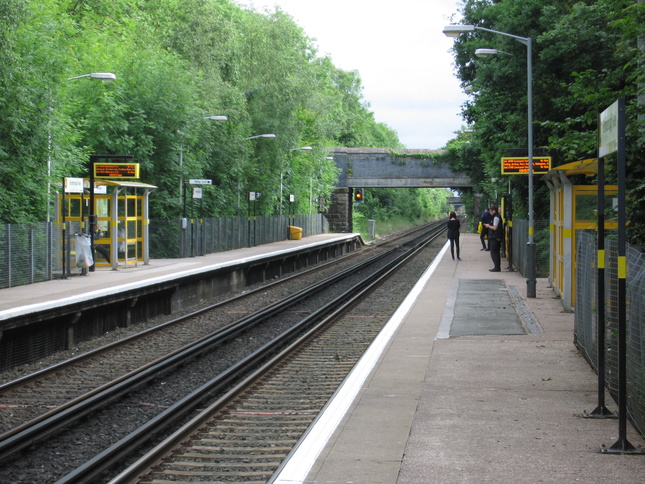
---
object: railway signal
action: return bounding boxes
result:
[354,188,364,202]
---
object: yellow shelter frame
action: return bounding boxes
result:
[543,159,617,310]
[57,180,157,270]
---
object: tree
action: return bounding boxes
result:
[0,0,418,227]
[445,0,644,246]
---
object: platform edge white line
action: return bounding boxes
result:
[271,241,450,483]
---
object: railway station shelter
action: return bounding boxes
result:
[542,159,617,311]
[56,179,157,270]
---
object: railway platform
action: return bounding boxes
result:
[273,233,645,483]
[0,232,360,318]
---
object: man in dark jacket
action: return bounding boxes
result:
[483,206,503,272]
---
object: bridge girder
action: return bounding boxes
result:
[326,148,473,232]
[331,147,473,190]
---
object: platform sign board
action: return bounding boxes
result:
[599,100,619,157]
[189,179,212,185]
[94,162,140,179]
[501,156,551,175]
[192,187,203,199]
[64,177,84,193]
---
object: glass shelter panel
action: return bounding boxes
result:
[57,184,150,268]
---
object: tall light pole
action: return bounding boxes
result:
[179,115,228,199]
[242,133,277,212]
[283,146,312,215]
[443,24,536,298]
[48,73,117,223]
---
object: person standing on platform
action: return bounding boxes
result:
[484,206,503,272]
[480,207,492,251]
[447,211,461,260]
[93,225,110,263]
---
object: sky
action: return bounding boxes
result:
[236,0,468,150]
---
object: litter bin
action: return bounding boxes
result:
[288,226,303,240]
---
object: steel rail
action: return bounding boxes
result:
[0,246,363,396]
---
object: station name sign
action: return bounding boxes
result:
[501,156,551,175]
[94,162,140,179]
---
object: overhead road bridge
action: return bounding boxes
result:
[332,147,472,188]
[326,148,473,231]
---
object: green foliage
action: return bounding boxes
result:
[446,0,645,245]
[353,187,452,230]
[0,0,397,223]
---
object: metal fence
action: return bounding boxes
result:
[509,218,550,277]
[0,214,329,288]
[575,231,645,436]
[0,223,56,289]
[153,214,329,259]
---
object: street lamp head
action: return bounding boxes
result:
[67,72,116,82]
[442,25,476,37]
[475,48,506,58]
[291,146,313,151]
[245,133,276,140]
[204,115,228,121]
[90,72,117,82]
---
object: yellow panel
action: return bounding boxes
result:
[618,256,627,279]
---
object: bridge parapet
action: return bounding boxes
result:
[331,147,472,189]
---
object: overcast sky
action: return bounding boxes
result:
[236,0,468,149]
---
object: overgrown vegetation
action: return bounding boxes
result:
[441,0,644,246]
[353,187,452,237]
[1,0,448,224]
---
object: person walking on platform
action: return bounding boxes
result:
[447,211,461,261]
[484,205,503,272]
[480,207,492,251]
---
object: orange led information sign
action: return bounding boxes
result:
[501,156,551,175]
[94,162,140,179]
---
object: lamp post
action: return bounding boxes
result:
[283,146,312,216]
[242,133,276,235]
[443,24,536,298]
[179,115,228,202]
[48,73,117,223]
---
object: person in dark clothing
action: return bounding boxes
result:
[480,208,492,250]
[93,226,111,263]
[484,205,503,272]
[447,211,461,261]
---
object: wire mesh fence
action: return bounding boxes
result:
[1,214,330,288]
[0,223,55,289]
[575,231,645,435]
[510,218,550,277]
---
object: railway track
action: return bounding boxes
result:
[0,242,371,434]
[0,222,446,483]
[116,307,382,483]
